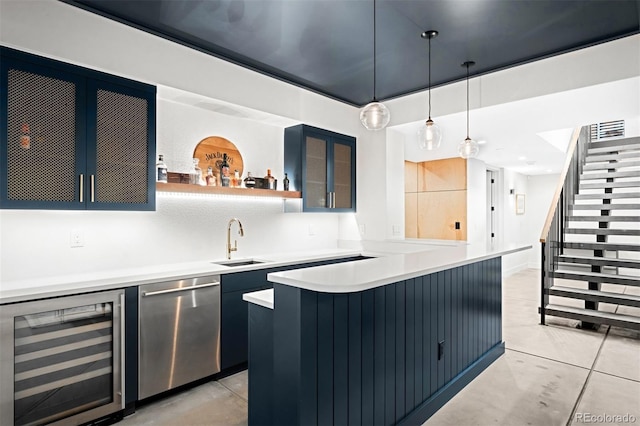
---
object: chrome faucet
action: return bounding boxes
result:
[226,218,244,259]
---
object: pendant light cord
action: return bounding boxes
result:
[373,0,377,101]
[466,62,470,138]
[428,35,432,120]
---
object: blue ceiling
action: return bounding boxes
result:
[65,0,640,107]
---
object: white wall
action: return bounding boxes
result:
[501,170,530,275]
[466,159,488,246]
[526,174,562,268]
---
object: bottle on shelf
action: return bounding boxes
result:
[244,172,256,188]
[156,154,168,183]
[220,153,231,187]
[233,169,241,187]
[265,169,276,190]
[191,158,204,186]
[283,173,290,191]
[206,166,216,186]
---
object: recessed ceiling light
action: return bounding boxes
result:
[518,156,526,160]
[477,140,487,145]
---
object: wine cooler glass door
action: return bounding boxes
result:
[0,289,124,426]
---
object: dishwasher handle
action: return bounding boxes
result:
[142,282,220,297]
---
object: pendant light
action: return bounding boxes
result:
[458,61,479,159]
[418,30,442,150]
[360,0,390,131]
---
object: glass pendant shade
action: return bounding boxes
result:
[418,118,442,150]
[360,101,391,131]
[458,136,479,159]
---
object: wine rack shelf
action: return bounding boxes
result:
[156,183,301,199]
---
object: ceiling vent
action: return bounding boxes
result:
[590,120,625,140]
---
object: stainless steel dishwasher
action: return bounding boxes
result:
[138,275,220,399]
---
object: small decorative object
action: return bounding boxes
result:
[244,172,256,188]
[206,166,216,186]
[156,154,168,183]
[283,173,290,191]
[193,136,244,178]
[516,194,525,215]
[190,158,204,185]
[220,153,230,187]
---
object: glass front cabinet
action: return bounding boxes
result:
[0,46,156,211]
[284,124,356,212]
[0,290,125,426]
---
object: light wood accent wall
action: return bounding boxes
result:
[405,158,467,241]
[418,157,467,192]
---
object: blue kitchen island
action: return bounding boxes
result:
[244,244,529,425]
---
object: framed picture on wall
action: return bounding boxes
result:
[516,194,525,214]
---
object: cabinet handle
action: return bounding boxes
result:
[142,282,220,297]
[90,175,95,203]
[79,174,84,203]
[332,192,336,208]
[119,292,125,408]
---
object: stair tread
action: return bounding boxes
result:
[580,171,639,180]
[586,151,640,162]
[552,270,640,286]
[543,304,640,326]
[563,241,640,251]
[587,137,640,153]
[569,203,640,210]
[565,228,640,235]
[557,255,640,268]
[580,181,640,189]
[567,216,640,221]
[575,192,640,199]
[549,285,640,306]
[583,160,640,170]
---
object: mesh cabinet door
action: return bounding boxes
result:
[86,80,155,210]
[1,59,85,209]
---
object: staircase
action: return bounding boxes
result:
[540,127,640,331]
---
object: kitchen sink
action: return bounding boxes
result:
[212,259,269,267]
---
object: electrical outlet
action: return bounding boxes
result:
[308,224,316,236]
[70,229,84,248]
[392,225,401,236]
[359,224,366,236]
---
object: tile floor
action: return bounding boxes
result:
[119,269,640,426]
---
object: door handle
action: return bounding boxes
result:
[142,282,220,297]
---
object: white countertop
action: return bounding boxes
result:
[0,249,363,304]
[267,243,531,293]
[242,289,274,310]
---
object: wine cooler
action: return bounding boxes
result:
[0,290,124,426]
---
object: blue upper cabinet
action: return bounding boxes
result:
[0,47,156,211]
[284,124,356,212]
